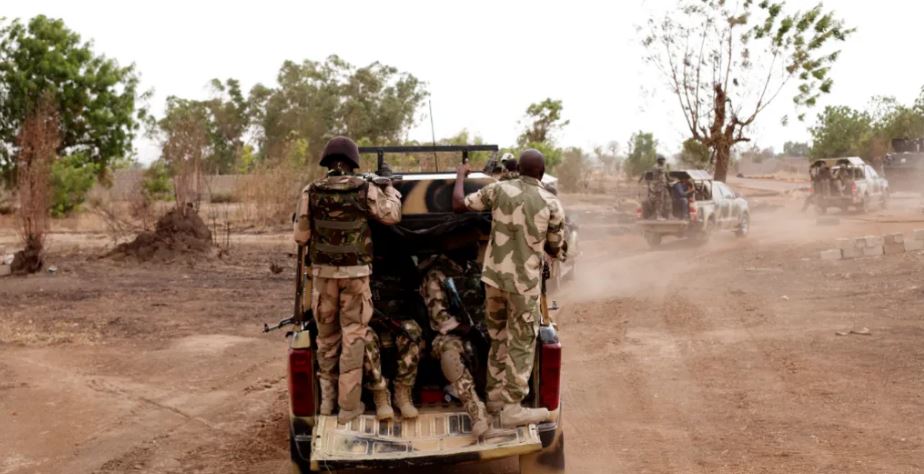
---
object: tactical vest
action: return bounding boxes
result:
[308,176,373,267]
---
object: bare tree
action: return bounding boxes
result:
[642,0,852,181]
[161,108,209,213]
[13,94,59,273]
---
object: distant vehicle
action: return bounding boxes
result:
[809,157,889,214]
[884,138,924,193]
[636,169,750,248]
[274,145,565,473]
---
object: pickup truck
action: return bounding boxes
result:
[809,157,889,214]
[636,169,750,247]
[279,145,565,473]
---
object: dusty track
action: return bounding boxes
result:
[2,194,924,473]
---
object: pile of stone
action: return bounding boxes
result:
[821,230,924,260]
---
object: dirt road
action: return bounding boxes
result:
[2,195,924,473]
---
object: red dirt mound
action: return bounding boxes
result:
[109,207,212,262]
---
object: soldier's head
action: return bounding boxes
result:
[656,154,667,165]
[518,149,545,180]
[320,136,361,174]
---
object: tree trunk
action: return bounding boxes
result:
[713,141,731,182]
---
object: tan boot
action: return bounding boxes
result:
[498,403,550,428]
[393,384,418,419]
[337,401,365,424]
[372,389,394,421]
[319,379,337,416]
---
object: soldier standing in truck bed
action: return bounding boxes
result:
[451,148,566,428]
[293,136,403,423]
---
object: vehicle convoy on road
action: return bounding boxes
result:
[270,145,567,473]
[636,169,750,248]
[809,157,889,214]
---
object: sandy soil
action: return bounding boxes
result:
[2,189,924,473]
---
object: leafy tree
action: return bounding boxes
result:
[249,55,427,167]
[517,99,569,169]
[809,105,872,158]
[50,153,98,216]
[518,98,570,145]
[783,141,810,156]
[0,15,146,184]
[203,78,249,174]
[625,131,658,177]
[642,1,853,181]
[680,138,712,168]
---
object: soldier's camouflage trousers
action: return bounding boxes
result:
[432,335,488,426]
[364,320,423,390]
[421,266,488,426]
[312,275,374,411]
[484,285,540,405]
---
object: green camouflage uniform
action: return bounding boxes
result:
[464,176,566,406]
[363,320,423,389]
[293,173,402,412]
[418,255,489,427]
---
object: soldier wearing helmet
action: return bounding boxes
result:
[293,136,405,423]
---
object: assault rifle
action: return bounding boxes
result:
[443,278,489,348]
[264,244,312,333]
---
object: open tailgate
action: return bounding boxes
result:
[309,411,541,470]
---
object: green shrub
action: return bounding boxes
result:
[50,154,98,217]
[143,160,173,201]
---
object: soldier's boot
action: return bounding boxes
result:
[499,403,551,428]
[452,378,490,438]
[441,350,489,438]
[319,379,337,416]
[393,384,418,419]
[337,402,365,425]
[371,388,395,421]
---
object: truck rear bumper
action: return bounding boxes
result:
[305,410,543,471]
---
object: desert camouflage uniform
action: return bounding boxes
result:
[463,176,565,406]
[293,173,402,412]
[419,255,489,427]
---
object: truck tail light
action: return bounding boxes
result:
[851,182,858,195]
[689,203,698,222]
[288,348,315,416]
[539,341,562,411]
[636,207,642,219]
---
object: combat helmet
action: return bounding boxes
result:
[656,154,667,164]
[320,136,361,169]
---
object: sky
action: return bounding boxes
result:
[5,0,924,163]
